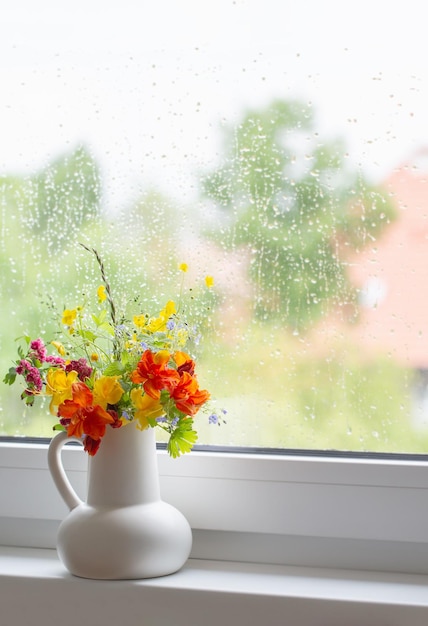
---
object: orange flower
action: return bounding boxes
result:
[69,404,114,440]
[58,381,114,441]
[170,372,210,416]
[131,350,179,399]
[174,351,195,376]
[57,381,93,419]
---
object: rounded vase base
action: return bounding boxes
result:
[57,501,193,580]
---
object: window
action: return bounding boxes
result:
[2,0,428,574]
[2,0,428,454]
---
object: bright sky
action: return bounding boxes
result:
[1,0,427,209]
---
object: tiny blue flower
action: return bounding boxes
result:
[209,413,218,425]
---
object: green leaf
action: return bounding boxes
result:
[91,309,107,327]
[103,362,125,376]
[53,423,66,432]
[21,393,35,407]
[3,367,17,385]
[167,421,198,458]
[77,329,98,342]
[98,322,115,336]
[14,335,31,359]
[121,350,131,366]
[15,335,31,345]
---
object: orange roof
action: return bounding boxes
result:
[347,159,428,366]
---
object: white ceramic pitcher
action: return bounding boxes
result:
[48,424,192,579]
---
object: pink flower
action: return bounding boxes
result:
[29,339,47,362]
[15,359,31,376]
[65,358,93,381]
[16,359,43,393]
[45,355,66,367]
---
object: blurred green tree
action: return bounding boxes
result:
[202,100,395,330]
[25,145,101,250]
[0,145,100,293]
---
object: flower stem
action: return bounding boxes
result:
[79,243,120,360]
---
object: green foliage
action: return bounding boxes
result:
[196,320,428,454]
[3,367,17,386]
[27,146,100,247]
[103,362,127,376]
[1,146,100,251]
[167,418,198,458]
[202,99,396,330]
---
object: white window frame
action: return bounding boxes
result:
[2,438,428,574]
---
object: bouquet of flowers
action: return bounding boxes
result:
[4,246,221,457]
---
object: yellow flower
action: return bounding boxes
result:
[176,328,189,346]
[93,376,124,409]
[133,314,147,329]
[205,275,214,288]
[179,262,188,273]
[97,285,107,303]
[125,335,138,350]
[130,388,164,430]
[153,349,171,365]
[51,341,66,356]
[147,301,177,332]
[45,368,78,414]
[62,308,77,326]
[164,301,176,315]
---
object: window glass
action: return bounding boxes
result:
[1,0,428,453]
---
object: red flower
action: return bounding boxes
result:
[107,409,123,428]
[83,435,101,456]
[131,350,179,399]
[58,381,114,442]
[170,371,210,416]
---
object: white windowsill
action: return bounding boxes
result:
[3,441,428,575]
[1,546,428,626]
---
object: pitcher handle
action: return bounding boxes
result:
[48,430,83,510]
